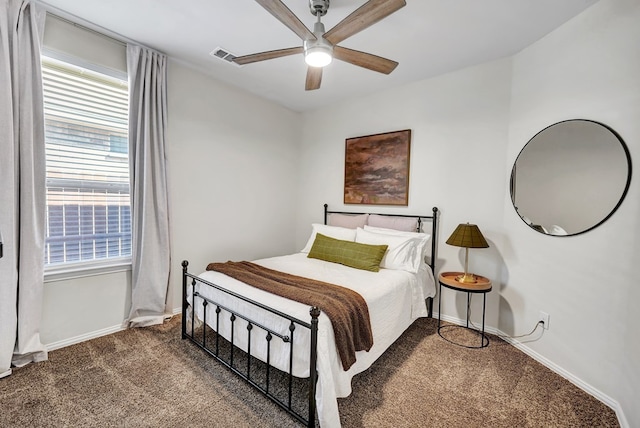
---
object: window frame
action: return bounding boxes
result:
[41,51,132,281]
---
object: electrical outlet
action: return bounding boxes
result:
[539,311,550,330]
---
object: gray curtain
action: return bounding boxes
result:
[126,44,171,328]
[0,0,47,377]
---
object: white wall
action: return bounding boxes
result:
[165,61,301,311]
[296,58,512,331]
[42,270,131,345]
[504,0,640,426]
[297,0,639,426]
[43,14,126,74]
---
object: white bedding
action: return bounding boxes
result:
[187,252,435,428]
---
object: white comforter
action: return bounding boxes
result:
[187,253,435,427]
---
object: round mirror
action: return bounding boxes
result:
[510,119,632,236]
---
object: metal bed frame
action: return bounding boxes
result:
[181,204,439,427]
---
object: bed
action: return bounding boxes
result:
[181,205,439,427]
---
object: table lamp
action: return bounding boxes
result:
[446,223,489,283]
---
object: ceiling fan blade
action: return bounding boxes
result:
[324,0,406,46]
[333,46,398,74]
[255,0,316,41]
[305,67,323,91]
[233,47,303,65]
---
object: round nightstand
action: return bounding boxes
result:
[437,271,492,348]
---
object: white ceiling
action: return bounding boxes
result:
[39,0,599,112]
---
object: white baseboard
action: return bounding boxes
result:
[433,312,628,428]
[1,368,12,378]
[45,308,183,352]
[45,323,127,351]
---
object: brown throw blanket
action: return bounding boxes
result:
[206,261,374,371]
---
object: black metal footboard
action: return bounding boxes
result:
[181,260,319,427]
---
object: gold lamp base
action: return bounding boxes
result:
[454,246,480,283]
[455,272,478,284]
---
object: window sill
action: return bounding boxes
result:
[44,258,132,283]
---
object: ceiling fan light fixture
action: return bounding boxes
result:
[304,37,333,68]
[305,46,332,67]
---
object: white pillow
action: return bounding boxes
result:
[301,224,357,253]
[363,225,431,265]
[363,225,430,240]
[355,228,423,273]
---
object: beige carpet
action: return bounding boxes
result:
[0,316,618,427]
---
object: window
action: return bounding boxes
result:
[42,57,131,269]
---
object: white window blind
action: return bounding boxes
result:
[42,57,131,267]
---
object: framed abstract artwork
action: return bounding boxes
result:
[344,129,411,205]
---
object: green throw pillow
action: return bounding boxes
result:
[307,233,388,272]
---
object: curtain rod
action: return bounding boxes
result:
[46,13,127,47]
[37,1,165,56]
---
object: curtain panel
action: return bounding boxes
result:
[126,44,171,327]
[0,0,47,377]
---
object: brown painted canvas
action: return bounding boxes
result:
[344,130,411,205]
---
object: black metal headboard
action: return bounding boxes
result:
[323,204,439,274]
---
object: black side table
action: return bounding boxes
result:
[437,271,492,348]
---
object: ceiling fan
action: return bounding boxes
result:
[233,0,407,91]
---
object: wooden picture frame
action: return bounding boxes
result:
[344,129,411,205]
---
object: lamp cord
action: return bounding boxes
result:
[465,301,544,339]
[497,321,544,339]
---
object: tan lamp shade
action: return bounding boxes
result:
[446,223,489,283]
